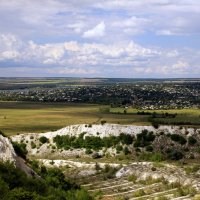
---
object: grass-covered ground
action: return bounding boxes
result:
[0,101,199,136]
[110,107,200,126]
[0,102,150,136]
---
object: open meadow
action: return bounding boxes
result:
[0,101,150,136]
[110,107,200,126]
[0,101,200,136]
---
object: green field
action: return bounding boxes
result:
[0,102,150,136]
[0,101,200,136]
[110,107,200,125]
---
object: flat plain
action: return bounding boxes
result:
[0,101,200,136]
[0,101,150,135]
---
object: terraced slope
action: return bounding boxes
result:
[75,162,200,200]
[82,176,194,200]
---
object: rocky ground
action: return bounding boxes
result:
[79,161,200,200]
[10,124,199,158]
[6,124,200,199]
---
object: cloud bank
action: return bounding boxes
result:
[0,0,200,77]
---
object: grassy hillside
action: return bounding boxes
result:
[0,161,92,200]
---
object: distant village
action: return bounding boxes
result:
[0,81,200,109]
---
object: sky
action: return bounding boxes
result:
[0,0,200,78]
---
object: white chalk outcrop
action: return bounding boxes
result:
[11,123,197,142]
[0,134,16,163]
[38,159,122,169]
[116,162,200,190]
[10,123,199,158]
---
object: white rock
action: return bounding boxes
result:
[0,135,16,163]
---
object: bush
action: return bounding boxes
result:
[0,162,93,200]
[5,188,38,200]
[53,134,134,151]
[134,130,155,147]
[31,141,36,149]
[123,146,130,155]
[12,142,28,159]
[185,165,200,174]
[133,189,145,197]
[167,149,184,160]
[92,152,102,159]
[39,136,49,144]
[145,145,153,152]
[102,165,118,179]
[119,133,134,145]
[188,136,197,145]
[128,175,137,183]
[170,134,187,145]
[152,121,159,129]
[116,145,123,153]
[0,177,9,198]
[101,120,106,125]
[85,149,93,154]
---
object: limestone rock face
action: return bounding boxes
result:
[0,135,16,163]
[10,124,200,158]
[11,124,198,142]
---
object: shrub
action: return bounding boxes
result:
[167,149,184,160]
[145,145,153,152]
[0,162,93,200]
[102,165,118,179]
[85,149,93,154]
[101,120,106,125]
[50,160,55,165]
[0,177,9,198]
[152,121,159,129]
[119,133,134,145]
[74,189,93,200]
[116,145,123,153]
[151,167,156,171]
[28,160,39,173]
[31,141,36,149]
[54,134,132,151]
[188,136,197,145]
[92,152,102,159]
[39,136,49,144]
[185,165,200,175]
[170,134,187,145]
[5,188,38,199]
[123,146,130,155]
[128,175,137,183]
[134,130,155,147]
[133,189,145,197]
[12,142,28,159]
[189,154,195,159]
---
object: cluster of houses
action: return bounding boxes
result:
[0,82,199,109]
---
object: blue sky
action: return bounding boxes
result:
[0,0,200,78]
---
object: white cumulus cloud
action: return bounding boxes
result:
[0,33,199,77]
[83,21,105,38]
